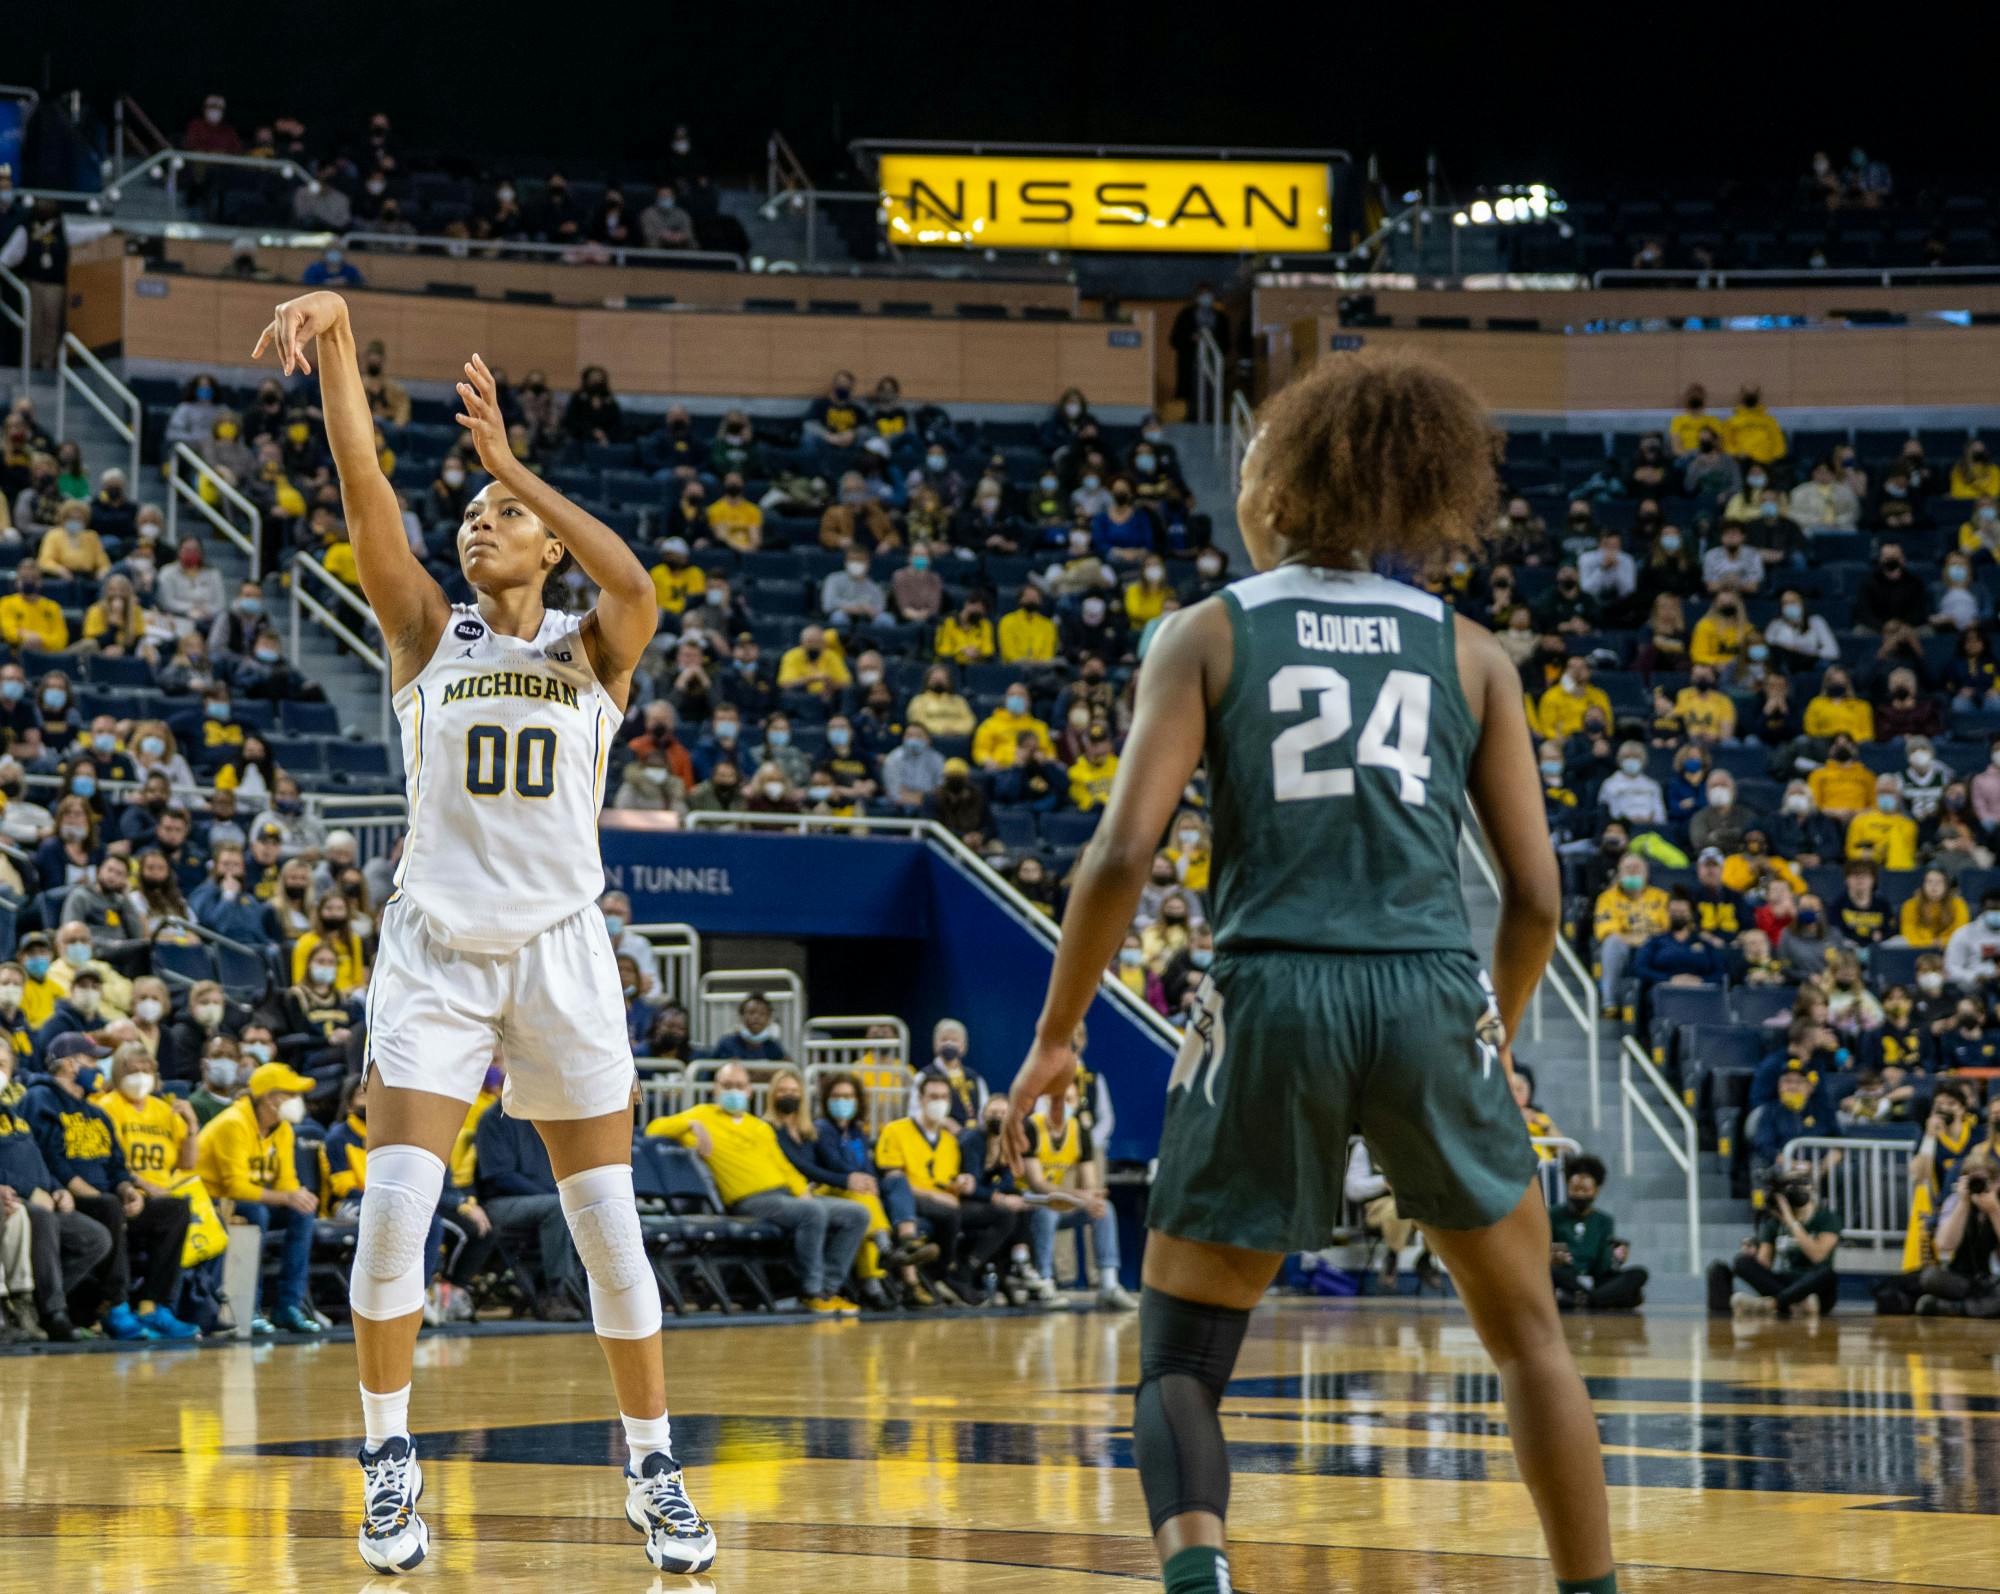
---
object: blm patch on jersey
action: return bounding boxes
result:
[454,619,485,641]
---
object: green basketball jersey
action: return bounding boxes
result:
[1204,565,1478,955]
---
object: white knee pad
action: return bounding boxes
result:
[350,1145,446,1322]
[558,1164,659,1340]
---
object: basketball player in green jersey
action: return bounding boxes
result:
[1005,353,1617,1594]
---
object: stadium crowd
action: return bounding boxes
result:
[0,349,1211,1343]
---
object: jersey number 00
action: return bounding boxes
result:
[464,724,558,799]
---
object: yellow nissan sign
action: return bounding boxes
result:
[880,155,1331,253]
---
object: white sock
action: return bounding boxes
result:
[623,1410,674,1469]
[1010,1243,1030,1265]
[360,1382,411,1450]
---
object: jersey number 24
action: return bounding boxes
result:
[1267,664,1431,807]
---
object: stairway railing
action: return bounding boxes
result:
[0,262,29,382]
[165,443,263,578]
[1621,1034,1702,1273]
[288,551,391,747]
[1194,327,1225,451]
[55,334,141,484]
[1458,829,1600,1127]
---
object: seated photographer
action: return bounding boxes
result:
[1549,1155,1647,1311]
[1706,1168,1842,1320]
[1913,1141,2000,1319]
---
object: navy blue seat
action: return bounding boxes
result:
[324,741,390,778]
[280,700,340,736]
[1039,811,1100,848]
[1730,985,1796,1027]
[1869,944,1922,990]
[151,938,217,992]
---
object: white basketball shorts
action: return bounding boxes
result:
[364,894,636,1121]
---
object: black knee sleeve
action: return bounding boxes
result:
[1133,1286,1251,1532]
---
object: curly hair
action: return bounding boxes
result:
[1244,351,1498,568]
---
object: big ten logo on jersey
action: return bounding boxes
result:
[544,641,573,664]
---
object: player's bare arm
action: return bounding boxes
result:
[252,291,450,685]
[454,353,656,713]
[1004,599,1226,1169]
[1456,613,1560,1071]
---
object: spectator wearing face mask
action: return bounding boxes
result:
[1943,890,2000,989]
[189,844,280,950]
[1533,658,1610,744]
[1592,854,1670,1012]
[649,1061,870,1315]
[1950,441,2000,500]
[1802,664,1874,741]
[1141,893,1197,973]
[745,712,806,789]
[1929,554,1989,634]
[251,774,326,858]
[1683,427,1742,499]
[998,585,1057,665]
[1549,1155,1646,1312]
[934,595,996,665]
[879,540,941,625]
[0,560,69,652]
[819,549,885,633]
[1855,543,1929,634]
[1788,459,1861,532]
[1690,752,1756,851]
[700,472,761,554]
[161,981,240,1086]
[259,940,359,1101]
[711,994,785,1062]
[819,470,898,553]
[971,682,1054,771]
[290,892,366,995]
[38,498,110,580]
[1844,775,1915,870]
[1161,922,1217,1015]
[1689,590,1752,669]
[1762,589,1838,670]
[776,624,851,703]
[23,1033,193,1340]
[1090,477,1159,570]
[1718,385,1785,465]
[196,1059,324,1333]
[47,919,130,1017]
[1674,667,1736,744]
[925,758,989,843]
[1596,742,1666,827]
[1061,592,1126,665]
[60,855,149,974]
[184,1038,244,1126]
[646,535,706,621]
[907,667,975,739]
[881,725,945,810]
[1780,893,1850,982]
[1068,722,1119,812]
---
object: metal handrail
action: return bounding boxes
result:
[1227,389,1255,496]
[0,261,28,381]
[339,230,746,273]
[1457,828,1600,1128]
[1593,263,2000,291]
[1620,1035,1701,1274]
[759,189,893,267]
[288,550,390,746]
[1779,1134,1913,1273]
[166,443,264,578]
[679,809,1182,1048]
[767,129,812,204]
[104,147,313,209]
[54,334,141,484]
[1194,327,1225,451]
[852,137,1351,163]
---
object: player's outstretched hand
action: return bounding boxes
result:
[250,291,348,376]
[1002,1034,1075,1176]
[454,353,514,480]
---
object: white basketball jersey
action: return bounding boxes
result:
[392,604,615,955]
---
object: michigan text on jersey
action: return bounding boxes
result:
[439,671,582,709]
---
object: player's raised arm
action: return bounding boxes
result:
[1004,601,1222,1162]
[1458,615,1561,1064]
[251,292,448,681]
[453,353,656,705]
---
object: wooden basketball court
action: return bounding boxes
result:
[2,1300,1995,1592]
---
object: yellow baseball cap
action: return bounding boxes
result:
[248,1061,316,1097]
